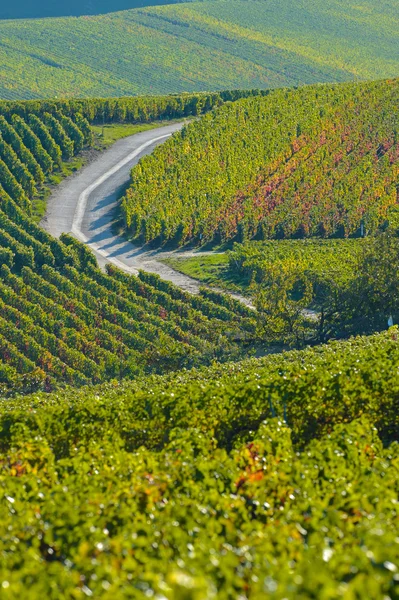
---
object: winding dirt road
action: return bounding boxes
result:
[41,123,253,307]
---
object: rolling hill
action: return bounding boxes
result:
[122,78,399,245]
[0,92,262,395]
[0,0,399,100]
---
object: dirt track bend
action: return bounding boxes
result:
[41,123,253,308]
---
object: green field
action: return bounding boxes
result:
[1,0,399,100]
[164,252,245,293]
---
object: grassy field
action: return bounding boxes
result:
[163,253,245,292]
[0,0,398,99]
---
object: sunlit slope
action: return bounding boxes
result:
[122,78,399,245]
[0,93,259,395]
[1,0,399,100]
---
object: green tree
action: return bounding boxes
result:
[254,259,315,347]
[337,234,399,336]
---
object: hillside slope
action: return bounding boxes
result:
[0,93,260,395]
[1,0,399,100]
[122,78,399,244]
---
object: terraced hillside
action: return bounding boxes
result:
[1,0,399,100]
[122,78,399,245]
[0,93,260,395]
[1,328,399,596]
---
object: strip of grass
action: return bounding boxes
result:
[163,253,250,294]
[92,121,181,148]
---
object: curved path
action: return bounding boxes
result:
[41,123,253,307]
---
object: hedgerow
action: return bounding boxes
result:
[0,90,264,124]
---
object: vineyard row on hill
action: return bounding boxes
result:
[0,111,91,214]
[0,199,255,393]
[121,78,399,245]
[1,328,399,596]
[0,89,269,125]
[0,94,266,394]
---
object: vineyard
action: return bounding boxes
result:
[1,78,399,596]
[228,238,364,285]
[1,84,399,394]
[1,0,399,100]
[0,215,256,393]
[122,78,399,245]
[1,328,399,596]
[0,94,266,395]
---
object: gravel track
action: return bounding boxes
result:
[41,124,254,308]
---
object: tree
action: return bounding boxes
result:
[337,233,399,336]
[254,259,315,348]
